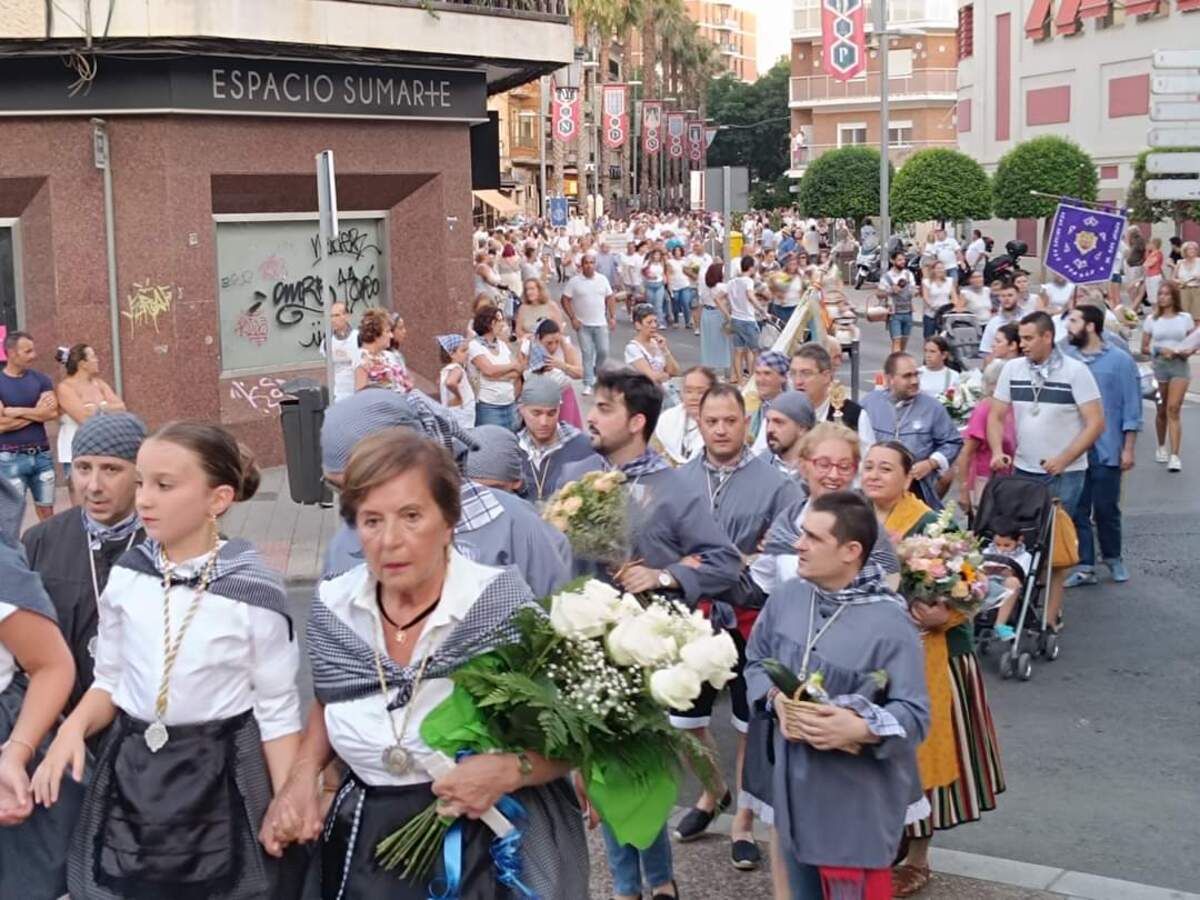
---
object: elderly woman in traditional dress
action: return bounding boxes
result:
[861,441,1005,897]
[261,429,587,899]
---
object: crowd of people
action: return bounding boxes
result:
[0,201,1195,900]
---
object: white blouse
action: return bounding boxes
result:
[320,551,509,787]
[918,365,960,397]
[0,601,16,696]
[91,554,301,741]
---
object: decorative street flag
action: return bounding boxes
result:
[821,0,867,82]
[1044,202,1127,284]
[704,126,719,149]
[602,84,629,150]
[667,112,686,160]
[642,101,663,156]
[551,79,580,143]
[686,120,704,167]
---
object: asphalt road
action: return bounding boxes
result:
[287,293,1200,892]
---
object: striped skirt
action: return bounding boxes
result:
[906,652,1005,837]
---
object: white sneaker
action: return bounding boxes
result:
[582,385,592,396]
[1155,446,1169,464]
[1168,454,1182,472]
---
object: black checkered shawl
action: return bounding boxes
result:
[308,564,537,709]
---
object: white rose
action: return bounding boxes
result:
[614,593,645,621]
[673,608,713,647]
[679,632,739,689]
[581,579,622,607]
[606,615,678,668]
[549,588,617,640]
[649,664,703,709]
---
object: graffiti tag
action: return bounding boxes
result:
[228,377,288,415]
[123,280,176,333]
[234,310,269,346]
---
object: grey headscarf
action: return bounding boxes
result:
[520,374,563,408]
[770,391,817,429]
[464,425,524,486]
[72,412,147,462]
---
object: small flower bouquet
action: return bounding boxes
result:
[937,379,979,425]
[543,470,630,565]
[896,505,991,616]
[376,578,737,883]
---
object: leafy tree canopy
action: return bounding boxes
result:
[889,148,991,224]
[796,147,893,224]
[1126,148,1200,225]
[706,58,791,185]
[992,135,1097,220]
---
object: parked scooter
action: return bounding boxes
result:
[983,239,1028,285]
[854,224,882,289]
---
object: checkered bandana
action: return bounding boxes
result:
[72,412,147,462]
[456,480,504,534]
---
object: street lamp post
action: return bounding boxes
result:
[876,0,891,253]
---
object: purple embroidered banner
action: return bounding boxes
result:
[1044,202,1126,284]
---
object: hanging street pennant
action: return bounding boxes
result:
[1044,202,1127,284]
[667,112,686,160]
[602,83,629,150]
[642,100,663,156]
[686,120,704,167]
[551,78,580,143]
[704,126,719,149]
[821,0,867,82]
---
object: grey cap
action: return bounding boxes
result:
[519,374,563,408]
[464,425,524,486]
[768,392,816,429]
[72,412,147,462]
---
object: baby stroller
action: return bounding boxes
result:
[971,475,1058,681]
[934,307,983,363]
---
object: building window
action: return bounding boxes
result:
[888,122,913,147]
[1108,74,1150,118]
[1026,85,1071,126]
[888,49,914,78]
[215,216,387,374]
[511,110,538,150]
[958,5,974,58]
[0,224,20,334]
[838,123,869,147]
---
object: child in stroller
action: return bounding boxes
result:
[980,514,1033,642]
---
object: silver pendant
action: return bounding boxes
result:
[382,744,412,776]
[145,720,169,753]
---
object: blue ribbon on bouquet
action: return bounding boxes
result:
[428,753,539,900]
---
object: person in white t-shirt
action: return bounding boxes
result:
[1039,272,1075,314]
[324,302,360,403]
[932,226,963,283]
[964,229,987,272]
[988,310,1104,631]
[958,269,993,321]
[727,256,764,380]
[561,254,615,395]
[980,285,1027,362]
[437,333,477,430]
[468,306,522,430]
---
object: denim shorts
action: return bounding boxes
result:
[888,312,914,338]
[730,318,761,349]
[0,447,57,507]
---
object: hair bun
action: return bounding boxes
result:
[236,442,261,502]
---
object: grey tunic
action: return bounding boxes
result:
[516,428,596,505]
[678,453,803,611]
[559,455,742,604]
[323,490,572,599]
[745,579,929,869]
[860,390,963,509]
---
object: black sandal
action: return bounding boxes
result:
[673,790,731,842]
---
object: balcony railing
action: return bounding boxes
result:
[790,69,957,104]
[336,0,569,23]
[790,138,957,171]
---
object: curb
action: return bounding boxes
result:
[680,809,1197,900]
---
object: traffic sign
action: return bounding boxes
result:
[1151,100,1200,121]
[1149,127,1200,147]
[1150,74,1200,95]
[1146,179,1200,201]
[1153,50,1200,69]
[1147,152,1200,173]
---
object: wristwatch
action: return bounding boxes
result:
[516,751,534,784]
[657,570,676,590]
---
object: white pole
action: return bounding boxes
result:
[316,150,339,405]
[539,76,548,218]
[876,0,891,252]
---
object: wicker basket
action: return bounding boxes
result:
[775,695,825,743]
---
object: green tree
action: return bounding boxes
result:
[992,135,1098,220]
[706,58,791,186]
[795,147,893,226]
[1126,148,1200,227]
[889,148,991,225]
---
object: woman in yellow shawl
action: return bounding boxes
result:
[862,441,959,897]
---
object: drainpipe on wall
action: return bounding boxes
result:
[91,118,123,396]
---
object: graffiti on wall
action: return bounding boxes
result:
[123,280,177,333]
[216,219,386,372]
[228,376,288,415]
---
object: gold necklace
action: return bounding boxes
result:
[144,546,219,753]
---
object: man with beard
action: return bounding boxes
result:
[561,369,740,900]
[980,284,1026,364]
[514,374,594,504]
[672,384,801,869]
[1061,304,1140,587]
[861,353,962,509]
[761,391,817,481]
[22,412,145,710]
